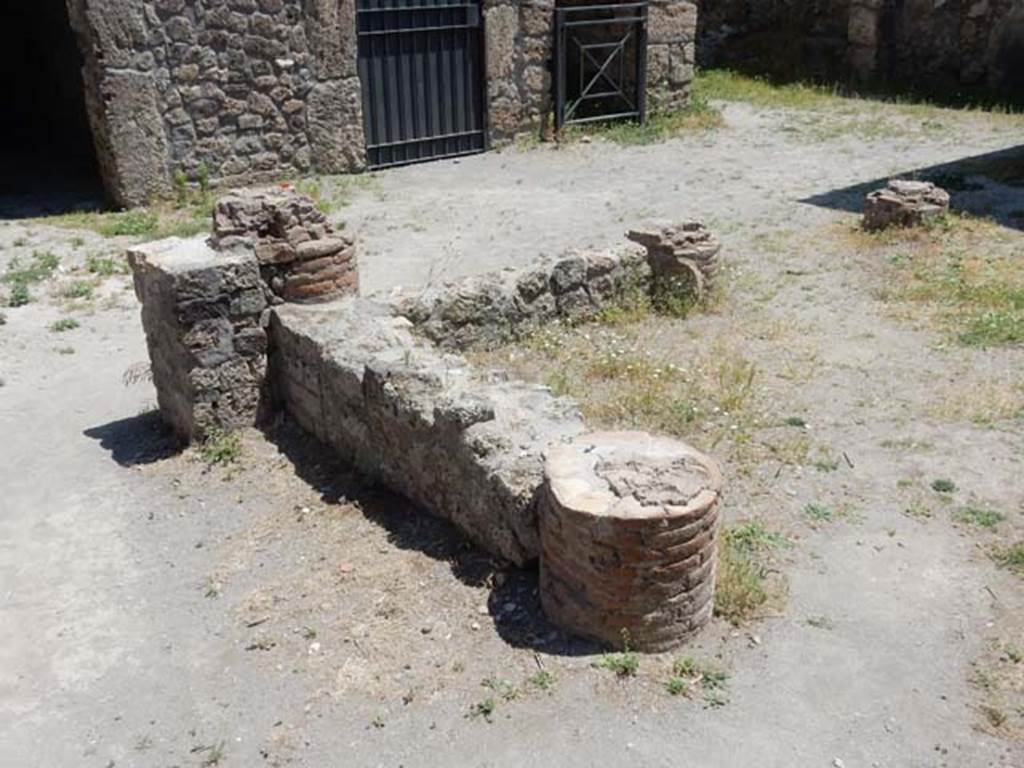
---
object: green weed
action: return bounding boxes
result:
[50,318,80,332]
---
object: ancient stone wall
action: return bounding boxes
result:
[270,299,585,564]
[394,243,650,350]
[697,0,1024,95]
[68,0,699,204]
[67,0,364,207]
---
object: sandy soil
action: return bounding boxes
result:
[1,101,1022,768]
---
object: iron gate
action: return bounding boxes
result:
[554,1,648,130]
[356,0,487,169]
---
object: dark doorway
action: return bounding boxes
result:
[0,1,105,218]
[356,0,487,169]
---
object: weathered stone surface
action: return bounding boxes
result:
[128,236,269,440]
[66,0,364,206]
[539,431,722,651]
[863,179,951,230]
[269,299,587,564]
[394,243,650,350]
[627,219,721,294]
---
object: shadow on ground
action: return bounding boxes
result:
[83,410,182,466]
[267,416,604,658]
[801,144,1024,230]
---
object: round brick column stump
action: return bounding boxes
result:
[539,431,723,652]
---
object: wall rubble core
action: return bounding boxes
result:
[128,197,723,647]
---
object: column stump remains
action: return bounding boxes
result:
[539,431,723,652]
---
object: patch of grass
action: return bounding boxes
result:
[62,280,94,300]
[714,520,787,625]
[85,254,128,276]
[468,696,496,722]
[562,95,723,146]
[481,677,519,702]
[7,283,30,307]
[98,209,160,237]
[527,670,555,691]
[694,69,842,110]
[595,649,639,678]
[954,505,1004,529]
[198,428,242,465]
[991,543,1024,576]
[4,250,60,285]
[665,657,729,705]
[783,416,807,428]
[803,503,833,523]
[854,213,1024,347]
[595,629,639,678]
[931,478,957,494]
[50,318,80,333]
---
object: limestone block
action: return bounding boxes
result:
[539,431,722,651]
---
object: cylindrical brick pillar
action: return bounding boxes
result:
[539,431,722,652]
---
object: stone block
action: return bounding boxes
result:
[128,236,269,441]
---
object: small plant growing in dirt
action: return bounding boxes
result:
[481,677,519,702]
[468,696,496,722]
[803,503,833,523]
[527,669,555,691]
[931,478,957,493]
[85,254,128,276]
[991,542,1024,576]
[954,505,1004,529]
[98,209,159,237]
[62,280,94,300]
[806,615,835,630]
[650,273,701,318]
[595,629,639,677]
[198,428,242,465]
[7,283,29,307]
[714,520,787,625]
[50,318,80,333]
[664,656,729,706]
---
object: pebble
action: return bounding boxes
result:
[470,621,480,631]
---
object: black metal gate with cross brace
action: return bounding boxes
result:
[553,1,649,130]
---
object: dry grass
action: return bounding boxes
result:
[476,319,768,464]
[928,377,1024,425]
[840,213,1024,347]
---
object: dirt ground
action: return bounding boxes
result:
[1,98,1023,768]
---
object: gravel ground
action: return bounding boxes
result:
[1,101,1022,768]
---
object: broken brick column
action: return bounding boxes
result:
[539,431,722,651]
[212,187,358,303]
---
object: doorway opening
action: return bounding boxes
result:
[0,0,105,218]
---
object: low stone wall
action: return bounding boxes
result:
[128,237,269,440]
[393,244,649,350]
[128,206,726,646]
[269,300,585,564]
